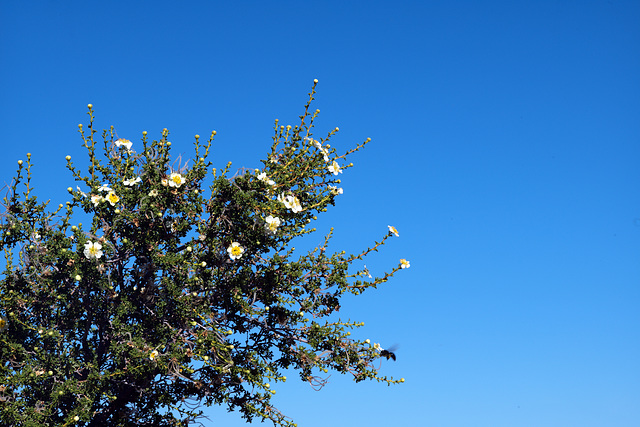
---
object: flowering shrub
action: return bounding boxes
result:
[0,82,408,426]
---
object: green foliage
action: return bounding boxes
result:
[0,82,407,426]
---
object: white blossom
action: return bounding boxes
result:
[84,241,103,260]
[90,194,104,207]
[328,185,343,195]
[115,138,133,150]
[328,160,342,175]
[123,176,142,186]
[227,242,245,260]
[265,215,281,234]
[257,172,275,186]
[168,172,186,188]
[278,193,303,213]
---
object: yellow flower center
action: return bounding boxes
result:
[231,246,243,256]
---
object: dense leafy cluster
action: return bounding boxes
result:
[0,82,407,426]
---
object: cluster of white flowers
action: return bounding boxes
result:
[388,225,399,237]
[400,259,410,269]
[278,193,303,213]
[88,185,119,207]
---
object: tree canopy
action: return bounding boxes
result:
[0,82,408,426]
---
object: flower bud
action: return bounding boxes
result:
[17,160,23,165]
[87,104,93,109]
[66,155,71,161]
[142,131,147,136]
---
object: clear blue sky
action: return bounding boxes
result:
[1,1,639,426]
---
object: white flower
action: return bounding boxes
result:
[257,172,275,186]
[76,186,87,198]
[149,350,159,360]
[148,189,158,197]
[168,172,186,188]
[400,259,410,269]
[328,160,342,175]
[307,138,330,161]
[84,241,103,260]
[105,191,119,206]
[97,184,112,193]
[328,185,343,195]
[115,138,133,150]
[123,176,142,186]
[90,194,104,207]
[279,193,303,213]
[388,225,399,237]
[265,215,281,234]
[227,242,245,260]
[373,343,381,351]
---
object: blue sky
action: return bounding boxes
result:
[1,1,639,426]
